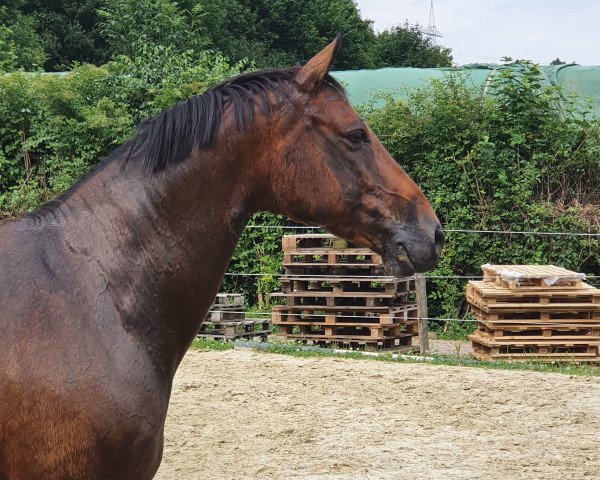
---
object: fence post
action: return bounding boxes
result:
[415,274,429,353]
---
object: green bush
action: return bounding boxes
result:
[0,51,245,216]
[1,57,599,320]
[365,61,600,327]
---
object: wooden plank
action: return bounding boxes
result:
[279,275,416,295]
[288,338,417,352]
[470,337,600,358]
[471,350,600,363]
[469,281,599,297]
[273,308,417,325]
[213,293,245,306]
[205,310,245,322]
[283,249,383,268]
[477,322,600,339]
[276,322,412,339]
[468,303,600,323]
[466,282,600,313]
[271,291,399,299]
[271,304,418,313]
[281,334,414,351]
[282,234,353,252]
[283,265,387,276]
[198,317,271,341]
[471,301,600,314]
[469,332,600,347]
[271,291,409,309]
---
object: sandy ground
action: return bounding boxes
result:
[155,348,600,480]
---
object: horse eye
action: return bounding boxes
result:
[347,129,369,145]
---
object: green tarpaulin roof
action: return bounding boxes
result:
[332,64,600,115]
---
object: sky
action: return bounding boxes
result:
[354,0,599,66]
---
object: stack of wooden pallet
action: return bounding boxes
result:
[468,265,600,362]
[271,234,418,350]
[198,293,271,342]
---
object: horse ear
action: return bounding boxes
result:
[296,35,342,93]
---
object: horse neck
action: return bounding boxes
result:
[52,146,254,376]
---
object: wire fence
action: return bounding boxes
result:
[222,224,600,326]
[244,224,600,237]
[224,272,600,280]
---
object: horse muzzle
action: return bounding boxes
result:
[383,224,444,276]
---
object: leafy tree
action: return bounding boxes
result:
[18,0,107,71]
[98,0,210,60]
[550,58,576,65]
[0,6,46,71]
[179,0,376,69]
[246,0,376,69]
[373,22,453,68]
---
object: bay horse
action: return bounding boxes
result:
[0,38,443,479]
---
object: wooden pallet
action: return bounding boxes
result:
[470,332,600,353]
[205,310,245,322]
[466,281,600,313]
[206,293,245,322]
[471,349,600,363]
[470,331,600,347]
[272,304,418,324]
[276,322,415,339]
[470,338,600,361]
[279,275,415,295]
[476,322,600,340]
[482,264,586,289]
[282,334,415,351]
[282,234,355,252]
[469,304,600,324]
[198,319,271,341]
[283,264,387,277]
[467,281,600,304]
[213,293,245,306]
[270,290,409,308]
[283,249,382,268]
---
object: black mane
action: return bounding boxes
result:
[125,67,345,173]
[22,67,345,221]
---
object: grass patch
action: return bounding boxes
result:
[188,340,600,377]
[259,342,600,377]
[190,338,235,351]
[433,320,477,341]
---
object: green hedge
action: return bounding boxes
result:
[1,58,599,329]
[0,49,245,215]
[365,62,600,335]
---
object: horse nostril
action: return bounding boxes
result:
[434,226,445,256]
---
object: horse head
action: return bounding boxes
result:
[258,37,444,276]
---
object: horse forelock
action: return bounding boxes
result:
[124,67,346,174]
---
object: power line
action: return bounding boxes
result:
[244,224,600,238]
[225,272,484,279]
[207,310,476,323]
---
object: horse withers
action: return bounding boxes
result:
[0,37,443,479]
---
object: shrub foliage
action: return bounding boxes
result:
[0,56,598,322]
[365,62,600,328]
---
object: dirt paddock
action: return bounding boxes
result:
[155,349,600,479]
